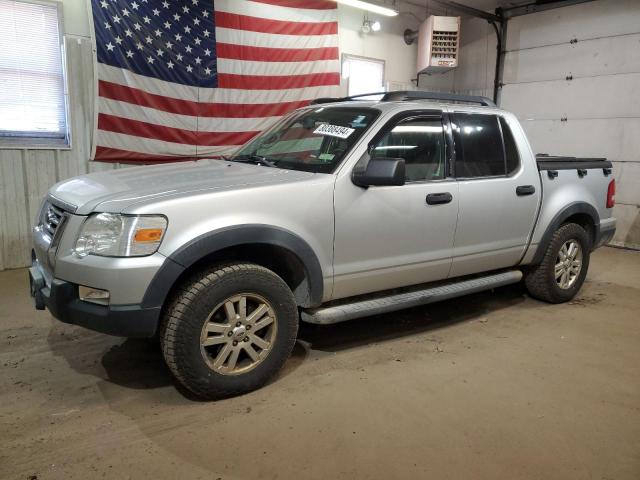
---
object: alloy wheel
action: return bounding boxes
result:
[200,293,277,375]
[555,239,583,290]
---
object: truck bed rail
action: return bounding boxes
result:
[536,154,612,171]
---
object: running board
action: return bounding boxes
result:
[301,270,523,325]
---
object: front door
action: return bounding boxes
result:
[332,114,459,300]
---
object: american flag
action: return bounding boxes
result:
[90,0,340,162]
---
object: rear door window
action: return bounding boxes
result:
[452,113,505,178]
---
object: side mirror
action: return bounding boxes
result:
[352,157,406,187]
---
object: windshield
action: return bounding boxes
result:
[230,107,379,173]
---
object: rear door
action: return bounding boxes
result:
[449,111,541,277]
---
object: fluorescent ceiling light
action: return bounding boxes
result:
[336,0,398,17]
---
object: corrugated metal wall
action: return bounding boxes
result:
[0,37,126,271]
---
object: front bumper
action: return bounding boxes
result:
[29,259,161,338]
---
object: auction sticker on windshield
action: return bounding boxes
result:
[313,124,355,139]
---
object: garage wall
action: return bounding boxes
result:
[337,3,421,93]
[418,16,497,98]
[0,1,422,271]
[420,0,640,249]
[501,0,640,249]
[0,0,117,271]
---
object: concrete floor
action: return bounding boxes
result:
[1,247,639,480]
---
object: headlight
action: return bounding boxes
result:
[74,213,167,258]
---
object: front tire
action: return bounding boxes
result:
[524,223,591,303]
[160,263,299,400]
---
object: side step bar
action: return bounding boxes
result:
[301,270,523,325]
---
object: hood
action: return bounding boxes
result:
[49,159,315,215]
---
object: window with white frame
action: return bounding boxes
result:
[0,0,69,147]
[342,54,385,98]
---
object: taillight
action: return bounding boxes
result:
[606,179,616,208]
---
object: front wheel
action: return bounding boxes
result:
[160,263,299,400]
[524,223,591,303]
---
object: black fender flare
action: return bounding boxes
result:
[531,202,600,265]
[141,225,325,310]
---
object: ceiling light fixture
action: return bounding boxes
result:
[361,18,382,34]
[336,0,398,17]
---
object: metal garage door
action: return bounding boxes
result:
[500,0,640,249]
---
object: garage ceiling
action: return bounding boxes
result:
[403,0,500,14]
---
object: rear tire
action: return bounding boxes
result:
[524,223,590,303]
[160,263,299,400]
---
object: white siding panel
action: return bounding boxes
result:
[0,36,96,270]
[24,150,57,227]
[504,33,640,84]
[506,0,640,51]
[502,73,640,120]
[58,38,93,180]
[0,151,30,270]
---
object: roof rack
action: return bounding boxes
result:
[311,90,496,107]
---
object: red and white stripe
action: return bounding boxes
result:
[93,0,340,162]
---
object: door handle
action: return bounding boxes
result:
[426,192,453,205]
[516,185,536,196]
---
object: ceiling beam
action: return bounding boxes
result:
[502,0,597,19]
[403,0,502,23]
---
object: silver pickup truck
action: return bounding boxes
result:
[29,91,616,399]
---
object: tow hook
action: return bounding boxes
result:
[29,266,46,310]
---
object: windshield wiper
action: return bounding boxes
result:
[231,154,278,168]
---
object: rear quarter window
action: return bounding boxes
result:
[499,116,520,176]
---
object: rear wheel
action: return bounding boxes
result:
[160,263,299,399]
[524,223,591,303]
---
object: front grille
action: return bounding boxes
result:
[40,202,66,239]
